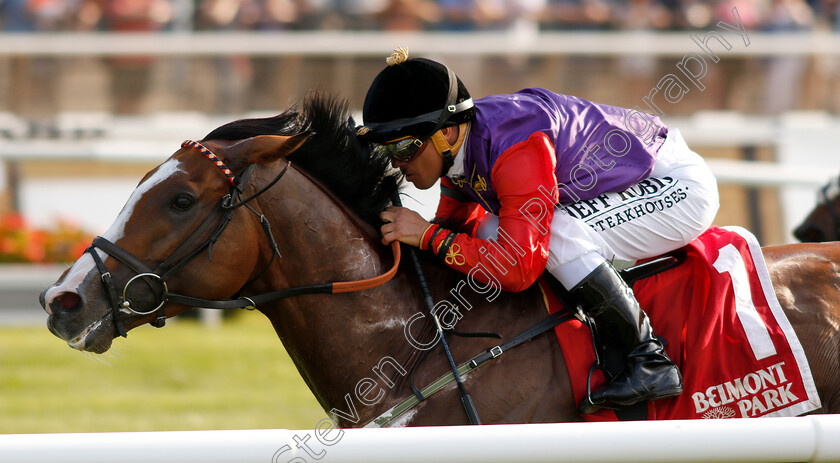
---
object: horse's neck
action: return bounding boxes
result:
[254,169,424,425]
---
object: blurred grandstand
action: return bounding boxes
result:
[1,0,839,116]
[1,0,838,34]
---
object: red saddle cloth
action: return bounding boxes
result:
[541,226,821,421]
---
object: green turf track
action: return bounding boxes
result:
[0,311,326,433]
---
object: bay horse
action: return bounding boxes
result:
[40,94,840,427]
[794,173,840,243]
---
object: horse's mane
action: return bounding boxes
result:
[202,92,402,225]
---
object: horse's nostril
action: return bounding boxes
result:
[53,292,82,312]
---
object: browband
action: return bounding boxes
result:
[182,140,236,186]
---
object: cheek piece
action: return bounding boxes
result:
[430,124,469,177]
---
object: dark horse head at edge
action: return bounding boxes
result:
[794,173,840,243]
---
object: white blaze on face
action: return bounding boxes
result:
[43,160,184,309]
[103,159,184,242]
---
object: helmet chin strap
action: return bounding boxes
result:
[431,122,469,177]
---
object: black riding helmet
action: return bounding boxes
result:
[358,54,475,144]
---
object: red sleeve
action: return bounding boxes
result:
[433,177,486,236]
[425,132,558,292]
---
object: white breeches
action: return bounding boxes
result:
[477,129,720,290]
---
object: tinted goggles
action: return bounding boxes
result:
[374,136,425,163]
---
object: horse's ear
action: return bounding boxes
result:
[245,132,312,164]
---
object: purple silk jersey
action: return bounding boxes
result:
[452,88,668,214]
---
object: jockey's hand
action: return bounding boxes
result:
[380,206,430,248]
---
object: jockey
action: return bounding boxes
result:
[358,49,719,413]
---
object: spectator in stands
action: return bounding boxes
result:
[194,0,257,113]
[761,0,815,114]
[435,0,482,30]
[537,0,614,108]
[97,0,174,114]
[376,0,439,31]
[0,0,81,117]
[612,0,673,107]
[613,0,672,30]
[669,0,712,30]
[248,0,303,110]
[539,0,612,31]
[697,0,763,112]
[1,0,37,32]
[830,0,840,112]
[835,0,840,29]
[335,0,388,30]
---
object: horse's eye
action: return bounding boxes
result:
[171,194,195,212]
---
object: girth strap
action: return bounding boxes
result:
[468,309,572,369]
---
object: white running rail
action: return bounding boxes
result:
[2,415,839,463]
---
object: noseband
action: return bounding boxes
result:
[86,139,400,338]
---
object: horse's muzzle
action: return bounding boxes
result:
[793,223,825,243]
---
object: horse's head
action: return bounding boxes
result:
[39,134,308,353]
[794,174,840,243]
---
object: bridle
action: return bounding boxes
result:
[86,139,400,338]
[820,175,840,241]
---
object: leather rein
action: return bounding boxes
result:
[86,139,400,338]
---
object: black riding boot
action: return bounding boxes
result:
[572,262,683,414]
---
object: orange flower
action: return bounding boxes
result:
[0,213,93,263]
[0,213,25,231]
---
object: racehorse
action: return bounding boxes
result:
[40,93,840,427]
[794,173,840,243]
